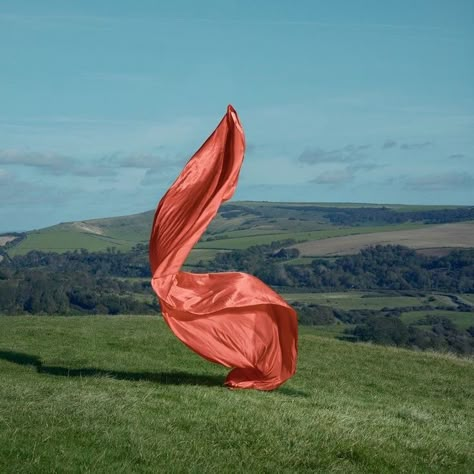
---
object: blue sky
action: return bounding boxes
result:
[1,0,473,232]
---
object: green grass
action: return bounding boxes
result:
[400,310,474,330]
[281,292,446,311]
[184,248,221,266]
[7,211,154,256]
[461,294,474,305]
[307,324,353,338]
[283,256,316,265]
[0,316,473,473]
[237,201,464,211]
[208,229,289,239]
[195,223,427,250]
[8,229,141,256]
[5,201,466,256]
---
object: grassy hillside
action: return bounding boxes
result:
[195,223,427,250]
[0,316,473,473]
[5,201,472,257]
[293,222,474,257]
[282,291,454,310]
[6,211,154,256]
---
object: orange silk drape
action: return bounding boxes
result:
[149,105,298,390]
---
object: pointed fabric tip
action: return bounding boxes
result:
[149,106,298,390]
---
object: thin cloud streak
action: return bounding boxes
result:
[382,139,397,149]
[0,149,71,174]
[403,171,474,191]
[400,141,432,150]
[308,162,381,186]
[298,144,369,165]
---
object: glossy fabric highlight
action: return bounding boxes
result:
[149,105,298,390]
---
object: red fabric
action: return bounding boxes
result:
[149,105,298,390]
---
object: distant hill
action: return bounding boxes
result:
[4,210,155,256]
[2,203,473,355]
[3,201,473,259]
[293,221,474,258]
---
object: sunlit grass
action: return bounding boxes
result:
[195,224,426,250]
[0,316,472,473]
[281,291,439,311]
[400,310,474,330]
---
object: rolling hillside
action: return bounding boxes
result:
[1,204,473,471]
[293,221,474,257]
[3,202,474,259]
[4,210,155,256]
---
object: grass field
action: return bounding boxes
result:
[196,223,427,251]
[294,222,474,257]
[8,220,423,256]
[233,201,465,211]
[8,201,459,257]
[184,248,223,266]
[7,211,154,256]
[0,316,473,473]
[8,229,140,256]
[281,291,473,332]
[462,294,474,305]
[400,310,474,330]
[280,292,452,311]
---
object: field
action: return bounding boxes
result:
[462,294,474,305]
[281,291,454,311]
[6,211,154,256]
[400,310,474,330]
[6,201,472,258]
[281,291,474,333]
[294,222,474,257]
[0,316,473,473]
[195,223,427,251]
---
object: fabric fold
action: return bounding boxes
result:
[149,105,298,390]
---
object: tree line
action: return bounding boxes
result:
[1,243,473,316]
[1,242,473,355]
[0,245,157,315]
[204,243,474,293]
[220,203,474,226]
[294,302,474,355]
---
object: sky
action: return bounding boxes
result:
[0,0,473,232]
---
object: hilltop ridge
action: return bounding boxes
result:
[2,201,473,258]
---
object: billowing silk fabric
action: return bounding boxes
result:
[149,105,298,390]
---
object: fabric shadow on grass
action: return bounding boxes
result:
[0,350,224,387]
[0,350,309,395]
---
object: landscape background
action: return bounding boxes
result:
[1,200,473,472]
[1,1,473,471]
[2,201,473,355]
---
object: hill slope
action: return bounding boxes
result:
[0,316,472,473]
[4,201,474,258]
[6,210,155,256]
[293,221,474,257]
